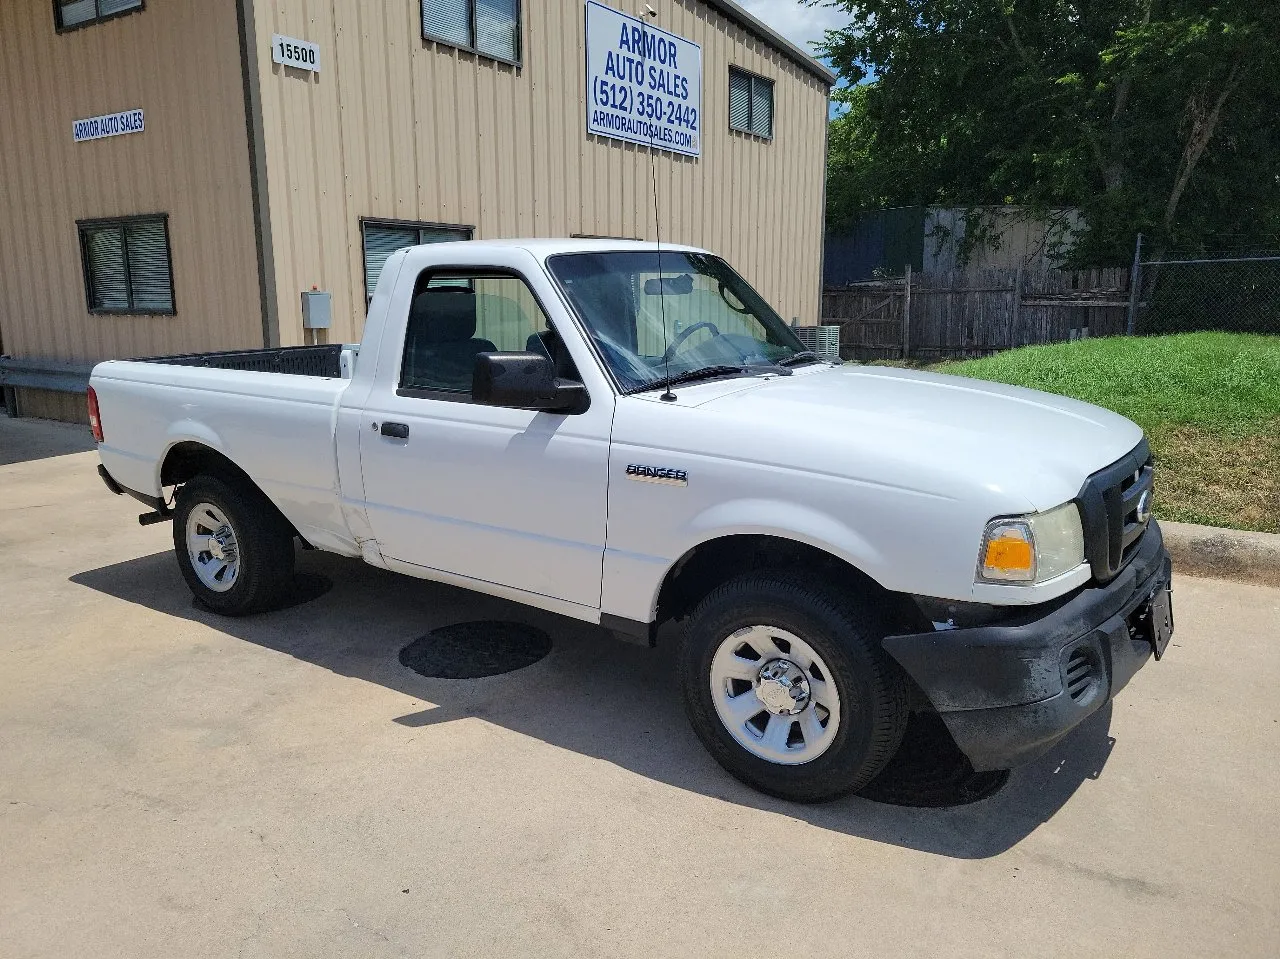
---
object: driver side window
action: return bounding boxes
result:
[399,272,577,396]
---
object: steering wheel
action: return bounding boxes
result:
[661,321,722,363]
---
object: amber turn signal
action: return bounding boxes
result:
[977,521,1035,583]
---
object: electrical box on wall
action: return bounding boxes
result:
[301,290,331,329]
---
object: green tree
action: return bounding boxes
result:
[817,0,1280,263]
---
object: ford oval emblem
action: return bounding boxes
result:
[1136,489,1153,524]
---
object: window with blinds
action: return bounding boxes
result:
[363,220,473,303]
[422,0,520,63]
[56,0,142,30]
[728,67,774,139]
[78,215,174,315]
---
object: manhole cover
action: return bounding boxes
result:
[399,621,552,679]
[857,712,1010,808]
[192,572,332,615]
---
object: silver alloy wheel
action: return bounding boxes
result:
[708,624,842,765]
[185,502,241,593]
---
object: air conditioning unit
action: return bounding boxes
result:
[793,325,841,362]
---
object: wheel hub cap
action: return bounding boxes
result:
[755,659,811,715]
[708,625,842,765]
[185,503,241,593]
[208,526,236,561]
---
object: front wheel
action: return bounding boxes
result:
[172,474,295,615]
[678,573,909,802]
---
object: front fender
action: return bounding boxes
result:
[601,498,889,625]
[681,498,887,579]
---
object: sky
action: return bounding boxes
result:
[733,0,849,59]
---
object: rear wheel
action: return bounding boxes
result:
[172,474,295,615]
[679,572,909,802]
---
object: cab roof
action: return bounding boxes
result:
[413,238,712,259]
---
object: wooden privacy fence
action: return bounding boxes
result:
[822,267,1131,361]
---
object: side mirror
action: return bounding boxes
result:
[472,352,588,413]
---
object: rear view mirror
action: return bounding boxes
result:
[643,274,693,295]
[472,352,588,413]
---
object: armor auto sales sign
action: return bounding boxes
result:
[585,0,702,157]
[73,109,144,143]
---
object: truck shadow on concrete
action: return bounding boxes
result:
[71,547,1117,860]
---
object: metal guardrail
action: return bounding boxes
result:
[0,356,95,394]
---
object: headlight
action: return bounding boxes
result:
[977,502,1085,585]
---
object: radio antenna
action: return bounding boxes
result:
[641,14,676,402]
[652,160,675,401]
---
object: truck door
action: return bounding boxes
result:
[357,266,611,611]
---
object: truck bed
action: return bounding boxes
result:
[91,346,360,556]
[137,344,354,378]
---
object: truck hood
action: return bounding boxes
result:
[686,364,1144,512]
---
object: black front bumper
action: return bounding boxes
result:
[883,522,1172,771]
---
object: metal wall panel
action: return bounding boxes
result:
[922,207,1085,273]
[0,0,262,369]
[254,0,830,345]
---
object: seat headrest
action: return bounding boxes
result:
[410,286,477,343]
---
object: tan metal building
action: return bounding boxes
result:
[0,0,832,421]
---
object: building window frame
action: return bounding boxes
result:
[361,217,474,304]
[420,0,522,67]
[53,0,145,34]
[728,66,774,140]
[77,213,176,316]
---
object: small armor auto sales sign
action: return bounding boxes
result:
[73,109,144,143]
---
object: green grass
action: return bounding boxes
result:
[936,333,1280,532]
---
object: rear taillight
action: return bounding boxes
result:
[87,385,104,443]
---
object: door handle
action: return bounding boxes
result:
[380,422,409,439]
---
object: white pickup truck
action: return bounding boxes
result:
[89,239,1173,802]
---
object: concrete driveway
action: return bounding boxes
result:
[1,415,1277,958]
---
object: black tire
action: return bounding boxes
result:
[172,473,295,616]
[678,572,909,803]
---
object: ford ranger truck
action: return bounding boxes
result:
[88,239,1174,802]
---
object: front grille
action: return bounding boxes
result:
[1076,439,1154,583]
[1065,647,1096,702]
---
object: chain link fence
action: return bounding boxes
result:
[1132,251,1280,336]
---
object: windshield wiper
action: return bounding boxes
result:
[624,365,756,395]
[777,351,823,367]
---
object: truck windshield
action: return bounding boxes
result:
[546,251,810,394]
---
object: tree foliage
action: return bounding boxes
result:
[817,1,1280,263]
